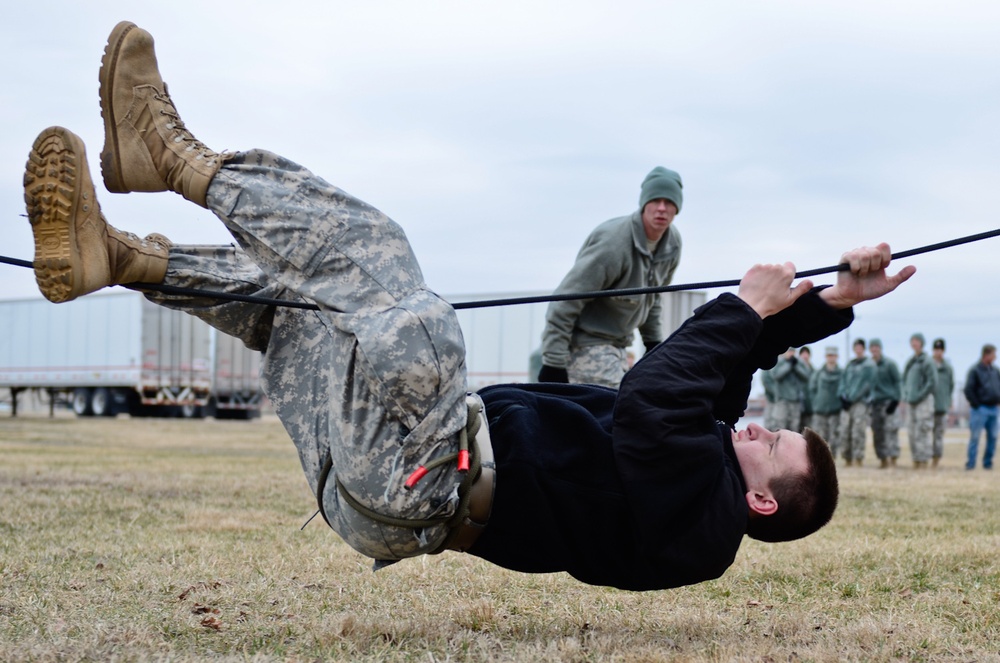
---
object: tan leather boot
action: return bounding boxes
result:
[24,127,170,303]
[99,21,228,208]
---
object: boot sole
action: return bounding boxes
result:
[24,127,88,303]
[99,20,137,194]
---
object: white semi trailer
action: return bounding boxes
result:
[0,292,261,418]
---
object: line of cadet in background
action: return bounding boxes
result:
[761,336,1000,471]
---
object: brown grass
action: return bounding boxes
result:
[1,413,999,662]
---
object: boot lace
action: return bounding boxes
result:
[154,90,225,166]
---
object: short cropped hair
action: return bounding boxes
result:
[746,428,839,543]
[853,339,865,349]
[983,344,996,358]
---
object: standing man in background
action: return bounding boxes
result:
[839,339,876,466]
[809,346,844,459]
[902,333,937,469]
[869,338,902,469]
[963,344,1000,471]
[767,348,811,432]
[930,338,954,469]
[538,168,683,387]
[798,346,815,432]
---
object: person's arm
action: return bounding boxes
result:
[637,244,681,349]
[638,292,664,352]
[964,367,980,407]
[539,232,623,378]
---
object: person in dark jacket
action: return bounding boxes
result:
[26,20,916,594]
[471,245,914,589]
[963,344,1000,470]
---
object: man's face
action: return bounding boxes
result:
[985,350,996,366]
[825,352,838,367]
[641,198,678,242]
[731,423,810,512]
[911,338,924,354]
[933,348,944,362]
[854,343,865,359]
[870,345,882,361]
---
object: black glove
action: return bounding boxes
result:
[840,397,851,411]
[788,356,797,365]
[886,400,899,415]
[538,365,569,383]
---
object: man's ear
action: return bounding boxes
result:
[745,490,778,516]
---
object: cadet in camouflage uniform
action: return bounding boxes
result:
[930,338,954,468]
[23,22,482,564]
[767,348,810,432]
[868,338,902,468]
[808,346,843,457]
[838,339,876,466]
[537,168,683,387]
[27,21,925,591]
[902,333,937,468]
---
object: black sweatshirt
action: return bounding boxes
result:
[469,289,853,591]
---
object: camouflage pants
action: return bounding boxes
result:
[839,401,870,461]
[145,150,469,561]
[811,412,841,458]
[933,412,947,460]
[768,400,802,433]
[568,344,628,388]
[907,395,934,462]
[870,401,901,460]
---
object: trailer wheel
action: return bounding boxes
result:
[90,388,114,417]
[72,388,93,416]
[179,403,204,419]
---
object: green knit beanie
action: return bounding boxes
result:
[639,166,683,213]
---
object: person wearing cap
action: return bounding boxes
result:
[838,339,876,466]
[798,346,815,431]
[809,346,844,458]
[902,333,937,468]
[962,344,1000,470]
[538,167,683,387]
[869,338,902,469]
[930,338,954,468]
[766,348,811,432]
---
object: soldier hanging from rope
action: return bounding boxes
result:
[21,21,914,591]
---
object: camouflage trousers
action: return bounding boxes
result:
[568,344,628,388]
[810,412,841,458]
[839,401,870,461]
[768,400,802,433]
[907,395,934,462]
[932,412,947,460]
[145,150,470,561]
[870,401,901,460]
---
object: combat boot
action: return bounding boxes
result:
[99,21,228,208]
[24,127,170,303]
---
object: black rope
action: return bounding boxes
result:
[3,227,999,311]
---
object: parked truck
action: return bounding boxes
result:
[0,292,262,418]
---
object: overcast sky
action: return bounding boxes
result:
[3,1,1000,385]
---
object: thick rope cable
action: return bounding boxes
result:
[2,227,999,311]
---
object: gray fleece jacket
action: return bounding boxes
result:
[541,211,682,369]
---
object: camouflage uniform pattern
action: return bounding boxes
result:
[839,401,871,462]
[146,150,470,561]
[907,395,935,462]
[811,412,841,457]
[869,403,901,461]
[567,344,628,387]
[808,364,843,456]
[768,400,802,433]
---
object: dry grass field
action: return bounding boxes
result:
[1,411,999,662]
